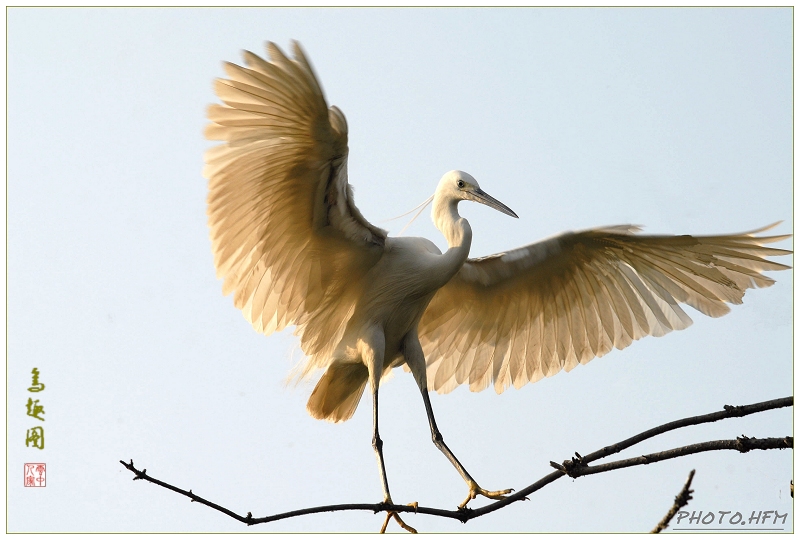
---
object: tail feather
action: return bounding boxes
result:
[307,361,368,422]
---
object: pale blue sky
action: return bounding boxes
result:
[8,7,793,533]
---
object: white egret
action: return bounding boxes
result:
[204,41,791,518]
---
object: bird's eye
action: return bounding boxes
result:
[457,180,465,189]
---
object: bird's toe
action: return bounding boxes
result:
[458,481,514,508]
[378,498,418,533]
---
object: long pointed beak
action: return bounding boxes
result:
[471,188,519,218]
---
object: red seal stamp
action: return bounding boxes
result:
[24,463,46,487]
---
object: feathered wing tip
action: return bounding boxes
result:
[592,224,644,235]
[741,220,783,236]
[290,40,310,67]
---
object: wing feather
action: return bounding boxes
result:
[507,297,528,388]
[491,297,515,392]
[577,263,614,355]
[419,224,791,394]
[526,295,545,383]
[205,42,387,379]
[553,274,573,371]
[540,280,559,377]
[565,270,593,364]
[574,268,601,359]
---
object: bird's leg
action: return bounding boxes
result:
[404,333,513,509]
[371,386,392,503]
[418,389,513,508]
[373,388,416,533]
[363,330,417,534]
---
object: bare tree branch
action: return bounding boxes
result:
[120,395,793,530]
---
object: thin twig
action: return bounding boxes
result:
[652,469,695,533]
[121,395,793,529]
[579,396,792,466]
[120,459,471,524]
[550,436,793,478]
[470,396,793,516]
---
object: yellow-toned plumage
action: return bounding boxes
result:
[204,41,791,510]
[419,224,790,394]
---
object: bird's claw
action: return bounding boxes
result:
[458,481,514,509]
[378,498,418,534]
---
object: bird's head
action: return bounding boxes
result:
[436,170,518,218]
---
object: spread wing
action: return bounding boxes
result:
[418,224,791,394]
[204,42,386,375]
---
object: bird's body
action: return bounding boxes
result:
[342,237,444,360]
[353,236,451,345]
[306,172,492,422]
[307,238,443,416]
[204,41,791,522]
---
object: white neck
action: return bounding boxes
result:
[432,194,473,279]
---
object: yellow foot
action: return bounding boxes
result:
[379,499,418,534]
[458,480,514,509]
